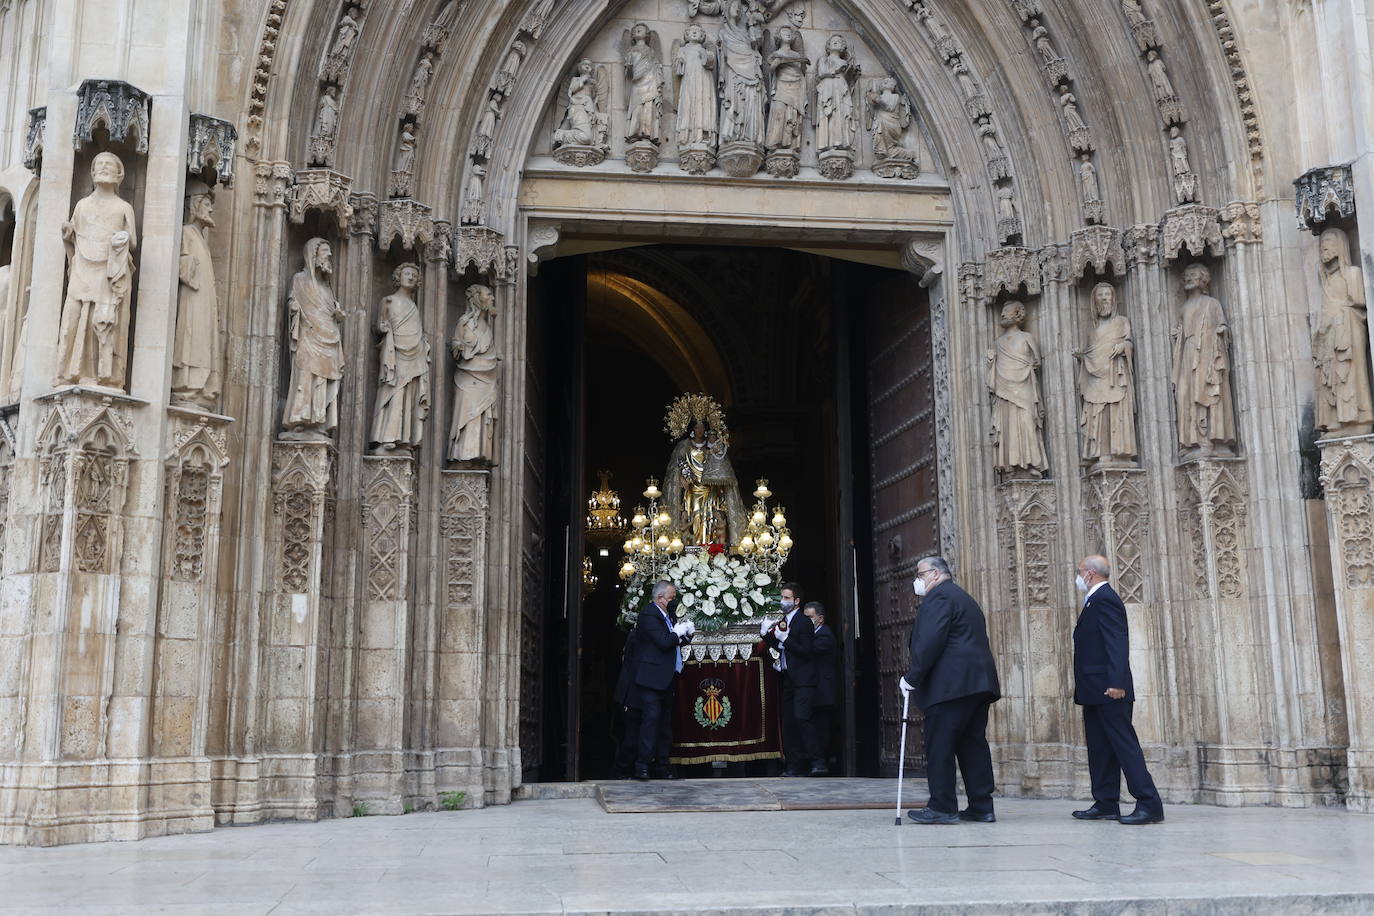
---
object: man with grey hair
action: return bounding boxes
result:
[899,556,1001,824]
[630,579,694,780]
[1072,555,1163,824]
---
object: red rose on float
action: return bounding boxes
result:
[706,543,726,556]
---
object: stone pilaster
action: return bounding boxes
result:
[435,469,489,808]
[258,440,335,820]
[352,457,417,813]
[1318,436,1374,812]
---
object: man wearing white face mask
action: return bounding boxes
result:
[761,582,816,776]
[898,556,1001,824]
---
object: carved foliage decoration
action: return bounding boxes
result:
[167,417,229,583]
[1123,223,1160,269]
[363,459,415,602]
[23,106,45,174]
[441,471,489,613]
[253,160,294,209]
[1178,460,1247,601]
[271,443,334,594]
[288,168,353,228]
[73,80,151,153]
[1294,165,1355,232]
[246,0,291,156]
[1160,205,1224,263]
[1206,0,1264,187]
[998,480,1057,608]
[188,114,238,186]
[1220,200,1262,246]
[1320,442,1374,590]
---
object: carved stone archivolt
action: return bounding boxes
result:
[188,114,238,186]
[73,79,151,153]
[1177,459,1247,601]
[1294,164,1355,232]
[246,0,291,156]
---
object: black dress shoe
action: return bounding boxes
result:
[907,807,959,825]
[808,766,830,777]
[1071,805,1120,820]
[633,767,650,782]
[958,809,996,823]
[650,769,676,780]
[1118,807,1165,825]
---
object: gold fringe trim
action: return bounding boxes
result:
[669,751,783,765]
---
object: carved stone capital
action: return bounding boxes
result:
[188,113,238,186]
[22,106,45,174]
[1160,204,1224,263]
[74,79,151,153]
[253,161,294,209]
[349,192,378,237]
[288,168,354,229]
[1294,164,1355,232]
[1069,225,1125,282]
[455,225,507,280]
[527,221,562,276]
[378,198,435,253]
[957,261,985,311]
[1220,200,1262,246]
[1038,244,1068,286]
[1122,223,1160,269]
[981,246,1041,300]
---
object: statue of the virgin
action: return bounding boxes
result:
[661,393,748,546]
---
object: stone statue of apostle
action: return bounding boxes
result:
[282,237,345,439]
[448,284,499,462]
[987,300,1048,477]
[1074,282,1137,465]
[370,262,431,454]
[172,181,221,409]
[1170,263,1236,456]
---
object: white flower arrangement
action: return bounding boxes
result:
[619,549,783,632]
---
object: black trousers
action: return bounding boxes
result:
[1083,701,1161,815]
[802,702,833,770]
[780,673,808,772]
[922,693,996,816]
[614,705,642,776]
[635,681,675,770]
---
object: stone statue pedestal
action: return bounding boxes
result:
[625,140,659,173]
[1318,435,1374,811]
[678,144,716,176]
[717,141,763,178]
[817,149,854,181]
[873,155,918,180]
[552,143,607,168]
[764,150,799,179]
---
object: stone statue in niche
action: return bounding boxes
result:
[1313,227,1374,437]
[866,77,918,179]
[493,41,527,98]
[552,59,610,167]
[1170,263,1235,456]
[308,86,340,166]
[460,163,485,225]
[282,237,345,440]
[1079,154,1104,224]
[449,284,500,463]
[58,151,137,389]
[1168,126,1197,204]
[1031,23,1069,83]
[1059,89,1091,152]
[371,263,431,455]
[1074,282,1137,465]
[320,6,361,82]
[716,0,768,177]
[815,34,861,180]
[1146,50,1184,125]
[390,123,417,198]
[977,118,1009,180]
[673,24,718,175]
[172,181,221,409]
[403,53,435,119]
[763,26,810,178]
[473,96,501,161]
[987,300,1048,478]
[622,23,665,173]
[996,183,1020,241]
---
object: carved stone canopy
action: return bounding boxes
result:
[23,106,45,174]
[288,168,354,229]
[74,79,151,154]
[455,225,513,282]
[1294,164,1355,232]
[981,246,1042,300]
[1160,204,1224,263]
[1069,225,1125,282]
[378,198,436,253]
[188,114,238,187]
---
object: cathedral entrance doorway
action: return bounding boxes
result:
[516,242,940,784]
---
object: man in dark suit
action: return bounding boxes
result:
[1072,555,1164,825]
[611,626,641,778]
[801,600,838,775]
[632,580,694,781]
[761,582,816,776]
[899,556,1001,824]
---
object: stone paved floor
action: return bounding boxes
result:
[3,792,1374,914]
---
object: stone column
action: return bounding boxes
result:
[353,456,416,813]
[259,441,336,820]
[1318,435,1374,812]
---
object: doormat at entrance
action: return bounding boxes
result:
[595,777,928,814]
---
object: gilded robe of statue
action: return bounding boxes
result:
[172,186,220,408]
[987,302,1048,476]
[59,152,137,388]
[283,238,345,436]
[448,284,499,462]
[1313,227,1373,435]
[1077,284,1137,463]
[663,425,747,546]
[371,265,430,451]
[1171,264,1235,453]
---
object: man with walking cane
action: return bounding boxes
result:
[897,556,1002,824]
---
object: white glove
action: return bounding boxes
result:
[673,621,690,637]
[898,677,913,694]
[759,618,775,637]
[774,625,789,643]
[683,619,696,637]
